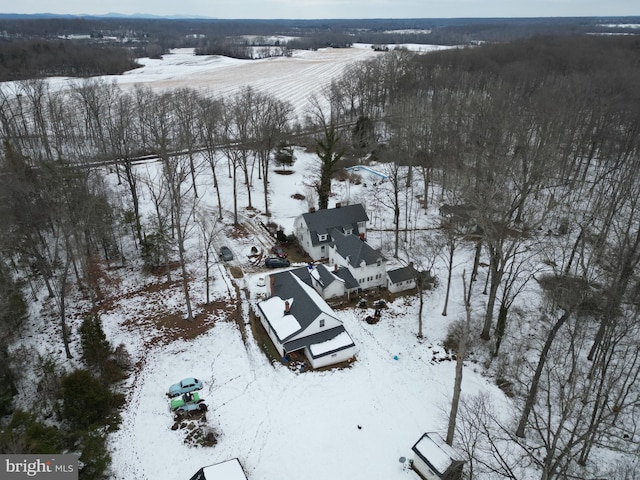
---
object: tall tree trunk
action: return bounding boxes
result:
[480,248,501,340]
[442,242,454,316]
[59,257,73,359]
[515,308,573,437]
[447,272,472,445]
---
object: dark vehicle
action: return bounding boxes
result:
[265,257,290,268]
[219,246,233,261]
[271,245,287,258]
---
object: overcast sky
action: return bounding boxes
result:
[2,0,639,19]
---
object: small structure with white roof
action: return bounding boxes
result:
[189,458,248,480]
[411,432,465,480]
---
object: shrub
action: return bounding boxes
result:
[0,410,65,454]
[61,370,124,430]
[78,431,111,480]
[79,315,112,373]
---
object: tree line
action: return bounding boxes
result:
[0,34,639,479]
[0,39,139,81]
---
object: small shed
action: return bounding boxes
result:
[411,432,465,480]
[189,458,248,480]
[387,264,419,293]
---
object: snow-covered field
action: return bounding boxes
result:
[23,45,509,480]
[45,43,451,120]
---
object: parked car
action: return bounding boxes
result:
[271,245,287,258]
[265,257,290,268]
[174,402,208,418]
[167,377,203,397]
[170,391,205,411]
[219,246,233,261]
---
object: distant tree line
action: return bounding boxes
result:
[0,39,139,81]
[0,15,640,73]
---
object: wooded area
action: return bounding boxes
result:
[0,39,139,81]
[0,33,639,479]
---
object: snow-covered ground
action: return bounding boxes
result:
[97,149,506,480]
[20,46,509,480]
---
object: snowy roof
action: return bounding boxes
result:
[308,329,355,358]
[257,295,301,340]
[412,432,465,475]
[332,232,384,267]
[387,265,419,283]
[300,204,368,246]
[190,458,248,480]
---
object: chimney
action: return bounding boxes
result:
[284,300,290,315]
[336,202,341,208]
[334,263,338,272]
[309,206,316,213]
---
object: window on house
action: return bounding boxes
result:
[320,319,325,327]
[345,228,352,235]
[319,233,328,241]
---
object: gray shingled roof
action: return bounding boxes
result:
[332,233,384,268]
[283,325,352,355]
[301,204,368,246]
[315,263,359,291]
[332,266,360,290]
[314,263,339,287]
[387,265,419,283]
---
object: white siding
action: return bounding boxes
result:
[307,344,356,369]
[412,456,439,480]
[258,311,285,357]
[388,277,417,294]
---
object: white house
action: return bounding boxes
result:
[387,264,419,293]
[257,269,356,369]
[293,203,369,261]
[411,432,465,480]
[189,458,248,480]
[329,232,386,290]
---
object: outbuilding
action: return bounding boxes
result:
[189,458,248,480]
[411,432,465,480]
[386,264,419,293]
